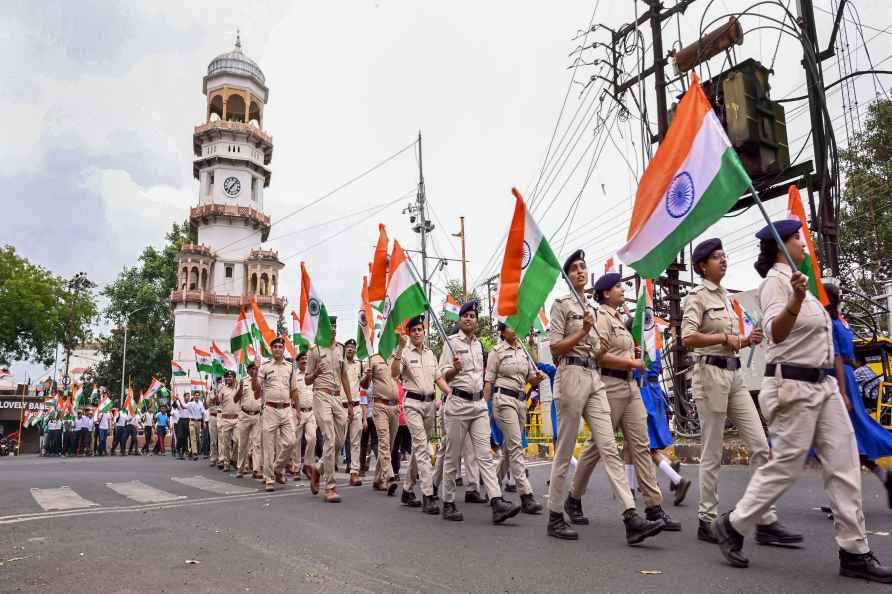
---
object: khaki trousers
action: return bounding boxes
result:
[730,375,868,553]
[292,409,317,469]
[433,407,479,488]
[217,417,238,467]
[571,377,662,507]
[236,411,261,474]
[314,392,347,490]
[493,394,533,496]
[373,402,400,484]
[346,406,363,473]
[261,405,295,482]
[442,396,501,503]
[694,362,776,523]
[404,399,436,495]
[546,365,634,514]
[189,420,201,456]
[208,415,219,464]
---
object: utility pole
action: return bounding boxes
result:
[61,272,91,391]
[406,131,435,304]
[453,216,468,300]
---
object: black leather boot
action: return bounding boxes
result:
[564,494,589,525]
[623,509,664,545]
[401,488,421,508]
[464,490,488,504]
[698,518,718,543]
[422,494,440,515]
[520,493,543,515]
[839,549,892,583]
[547,511,578,540]
[645,504,680,531]
[442,501,463,521]
[491,496,521,524]
[755,521,803,546]
[713,512,748,568]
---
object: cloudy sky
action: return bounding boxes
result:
[3,1,889,378]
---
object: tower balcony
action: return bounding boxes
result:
[189,203,271,241]
[179,243,216,258]
[246,248,283,264]
[169,290,286,314]
[194,120,273,162]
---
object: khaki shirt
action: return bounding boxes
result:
[295,371,314,409]
[399,344,440,395]
[596,304,635,365]
[340,358,363,403]
[485,341,536,392]
[238,377,261,413]
[257,359,297,404]
[759,263,833,368]
[368,354,399,402]
[217,384,241,416]
[438,331,484,393]
[549,293,602,360]
[681,279,738,357]
[306,343,344,396]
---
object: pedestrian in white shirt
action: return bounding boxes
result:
[187,392,205,460]
[127,411,142,456]
[113,410,130,455]
[96,411,110,456]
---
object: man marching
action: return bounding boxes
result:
[252,337,298,492]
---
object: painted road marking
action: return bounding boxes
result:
[171,475,257,495]
[30,486,98,511]
[106,480,187,504]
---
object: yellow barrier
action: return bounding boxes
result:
[874,381,892,430]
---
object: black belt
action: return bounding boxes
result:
[406,391,436,402]
[601,368,633,381]
[494,387,523,399]
[702,355,741,371]
[562,356,598,370]
[451,388,482,401]
[765,363,828,383]
[240,408,259,415]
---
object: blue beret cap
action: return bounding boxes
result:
[459,300,478,316]
[594,272,622,294]
[407,315,425,329]
[562,249,585,274]
[755,219,801,241]
[692,238,723,265]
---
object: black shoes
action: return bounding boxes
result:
[885,476,892,510]
[673,478,692,506]
[504,483,517,493]
[387,480,398,497]
[623,509,665,545]
[464,490,489,504]
[422,494,440,515]
[755,521,803,546]
[547,511,579,540]
[520,493,543,515]
[491,497,521,524]
[442,501,463,522]
[697,518,718,543]
[839,549,892,583]
[401,489,421,508]
[646,505,681,531]
[713,512,748,568]
[564,495,589,525]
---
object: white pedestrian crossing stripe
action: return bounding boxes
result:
[30,486,98,511]
[106,480,186,504]
[171,475,257,495]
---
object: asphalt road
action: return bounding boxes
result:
[1,454,891,593]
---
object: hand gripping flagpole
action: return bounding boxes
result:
[749,183,797,270]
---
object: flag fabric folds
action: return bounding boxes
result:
[300,262,333,348]
[210,341,237,376]
[368,224,389,303]
[249,299,276,357]
[171,361,187,377]
[291,311,309,354]
[442,294,460,322]
[230,308,253,360]
[378,240,428,360]
[786,185,830,306]
[632,279,660,367]
[730,298,756,337]
[356,276,375,360]
[193,347,213,375]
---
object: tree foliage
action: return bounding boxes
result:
[0,246,97,366]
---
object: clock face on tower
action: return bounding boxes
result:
[223,176,241,198]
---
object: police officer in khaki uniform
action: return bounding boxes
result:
[361,350,400,496]
[438,300,521,524]
[545,250,664,544]
[485,322,545,515]
[252,336,299,492]
[291,351,317,481]
[713,220,892,583]
[393,315,451,514]
[207,383,222,468]
[342,338,366,486]
[570,272,680,531]
[305,318,353,503]
[683,237,800,545]
[235,361,261,479]
[216,370,241,472]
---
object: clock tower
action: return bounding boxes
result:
[170,33,285,387]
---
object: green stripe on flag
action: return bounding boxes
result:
[378,286,428,360]
[504,240,560,338]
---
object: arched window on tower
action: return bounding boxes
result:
[190,267,199,291]
[248,101,262,128]
[181,266,188,290]
[250,273,258,295]
[200,268,208,291]
[209,95,224,122]
[226,95,246,123]
[271,274,277,296]
[260,273,269,296]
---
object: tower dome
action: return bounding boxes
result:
[203,32,269,102]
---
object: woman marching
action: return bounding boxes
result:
[484,322,546,515]
[712,219,892,583]
[682,237,801,546]
[823,281,892,506]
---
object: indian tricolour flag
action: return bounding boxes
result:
[144,377,164,400]
[356,276,375,360]
[171,361,187,377]
[787,185,830,305]
[95,396,113,421]
[291,311,309,354]
[193,347,214,375]
[124,387,136,416]
[496,188,562,338]
[618,74,751,279]
[378,240,429,360]
[249,299,276,357]
[300,262,333,348]
[443,294,460,322]
[632,279,661,367]
[210,341,237,376]
[730,298,756,337]
[230,308,252,361]
[533,307,549,333]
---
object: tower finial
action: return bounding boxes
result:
[235,28,242,50]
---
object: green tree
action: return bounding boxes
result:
[90,222,194,401]
[430,279,496,358]
[838,98,892,336]
[0,246,97,366]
